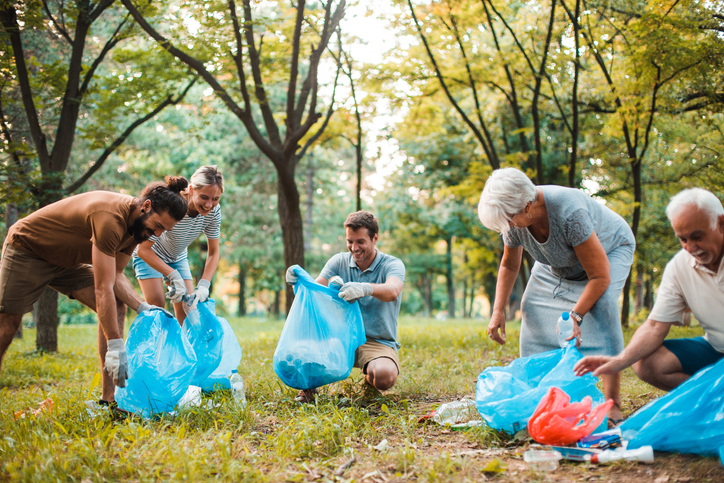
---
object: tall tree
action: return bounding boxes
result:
[0,1,194,350]
[122,0,346,312]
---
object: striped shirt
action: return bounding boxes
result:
[135,204,221,263]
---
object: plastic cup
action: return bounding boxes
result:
[523,450,563,471]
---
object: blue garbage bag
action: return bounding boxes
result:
[183,299,225,387]
[621,356,724,460]
[199,301,243,392]
[475,342,607,434]
[116,308,197,417]
[273,265,366,390]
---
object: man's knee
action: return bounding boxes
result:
[632,354,664,384]
[0,313,23,332]
[368,358,399,391]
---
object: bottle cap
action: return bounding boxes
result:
[231,369,238,374]
[561,312,569,320]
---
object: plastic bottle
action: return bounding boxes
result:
[431,399,478,425]
[328,275,344,291]
[556,312,573,348]
[590,446,654,464]
[229,370,247,407]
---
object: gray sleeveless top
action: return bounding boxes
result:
[503,185,634,279]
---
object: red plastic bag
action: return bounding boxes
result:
[528,387,613,446]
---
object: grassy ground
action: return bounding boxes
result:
[1,315,722,482]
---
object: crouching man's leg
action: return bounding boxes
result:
[356,340,400,392]
[365,357,398,391]
[634,337,724,392]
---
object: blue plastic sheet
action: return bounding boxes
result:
[116,309,197,417]
[621,356,724,463]
[184,300,225,387]
[273,265,366,390]
[475,342,607,434]
[199,302,243,392]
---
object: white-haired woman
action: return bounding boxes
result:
[133,165,224,322]
[478,167,635,426]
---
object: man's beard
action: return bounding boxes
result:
[130,212,154,243]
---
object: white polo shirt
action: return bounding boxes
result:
[649,249,724,352]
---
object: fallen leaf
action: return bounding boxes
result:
[481,458,507,474]
[653,476,669,483]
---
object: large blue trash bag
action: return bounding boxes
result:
[273,265,366,390]
[199,301,243,392]
[116,309,197,417]
[475,342,607,434]
[183,299,225,387]
[621,356,724,462]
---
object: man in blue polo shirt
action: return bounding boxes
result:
[286,211,405,402]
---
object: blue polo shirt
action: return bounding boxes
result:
[320,250,405,350]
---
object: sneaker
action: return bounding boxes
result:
[98,399,132,420]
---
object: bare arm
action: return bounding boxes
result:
[92,246,124,341]
[488,245,523,344]
[113,253,144,312]
[316,275,403,302]
[136,240,174,277]
[199,237,220,282]
[574,318,672,376]
[572,231,611,316]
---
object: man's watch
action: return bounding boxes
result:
[570,311,583,325]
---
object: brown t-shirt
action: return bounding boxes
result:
[8,191,138,268]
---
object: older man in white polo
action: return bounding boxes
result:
[575,188,724,391]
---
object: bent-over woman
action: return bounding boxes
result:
[133,165,224,322]
[477,167,634,426]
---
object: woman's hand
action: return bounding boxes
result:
[488,311,507,345]
[568,320,582,348]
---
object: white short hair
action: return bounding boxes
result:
[477,168,537,235]
[666,188,724,229]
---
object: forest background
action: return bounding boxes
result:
[1,0,723,353]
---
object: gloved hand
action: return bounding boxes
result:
[186,279,211,311]
[137,301,174,318]
[285,266,298,285]
[164,270,187,303]
[339,282,373,302]
[104,338,128,388]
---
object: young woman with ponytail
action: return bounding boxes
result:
[133,166,224,323]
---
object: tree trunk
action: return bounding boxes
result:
[5,203,22,339]
[34,174,63,351]
[445,236,455,318]
[634,263,644,314]
[277,170,305,314]
[621,273,631,328]
[304,161,314,253]
[423,275,433,317]
[462,275,468,319]
[35,287,58,352]
[644,268,654,309]
[238,265,246,316]
[272,289,280,318]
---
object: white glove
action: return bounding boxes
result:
[285,266,298,285]
[164,270,187,303]
[339,282,373,302]
[104,338,128,388]
[187,279,211,311]
[137,302,174,318]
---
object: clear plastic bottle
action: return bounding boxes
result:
[556,312,573,348]
[229,370,246,407]
[431,399,478,425]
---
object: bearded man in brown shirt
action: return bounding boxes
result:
[0,177,188,408]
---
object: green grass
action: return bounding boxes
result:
[0,316,721,482]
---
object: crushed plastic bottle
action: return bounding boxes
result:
[590,446,654,464]
[230,370,246,408]
[431,399,479,425]
[556,312,573,348]
[328,275,344,291]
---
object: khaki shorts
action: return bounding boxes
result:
[0,243,95,315]
[353,339,400,375]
